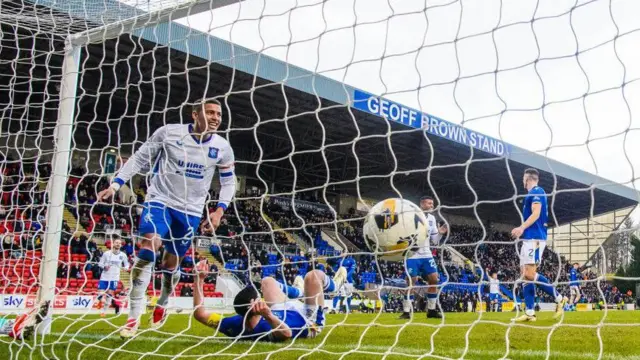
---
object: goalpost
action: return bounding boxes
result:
[1,0,640,359]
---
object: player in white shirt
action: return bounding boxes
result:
[97,238,129,317]
[97,100,236,338]
[488,271,501,312]
[399,196,448,319]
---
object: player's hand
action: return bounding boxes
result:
[511,226,524,238]
[97,187,116,201]
[251,299,271,317]
[438,223,448,234]
[195,260,209,281]
[204,208,224,233]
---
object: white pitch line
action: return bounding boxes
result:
[30,332,640,360]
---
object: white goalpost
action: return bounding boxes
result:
[1,0,640,359]
[31,0,241,336]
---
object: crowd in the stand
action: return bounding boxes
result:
[0,156,633,308]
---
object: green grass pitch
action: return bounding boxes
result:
[2,311,640,360]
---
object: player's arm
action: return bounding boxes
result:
[98,126,166,200]
[121,254,130,271]
[512,190,543,237]
[252,300,292,342]
[205,144,236,231]
[193,260,217,327]
[216,145,236,211]
[98,253,107,270]
[429,220,447,243]
[520,202,541,230]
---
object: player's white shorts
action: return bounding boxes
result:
[570,285,580,296]
[338,283,354,297]
[519,240,546,266]
[272,301,312,326]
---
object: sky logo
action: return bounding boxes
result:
[3,296,24,307]
[72,297,91,308]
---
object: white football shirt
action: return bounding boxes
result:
[409,213,433,260]
[114,124,235,217]
[99,250,129,282]
[409,212,441,260]
[489,277,500,294]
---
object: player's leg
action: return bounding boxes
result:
[151,209,200,328]
[344,284,353,314]
[304,267,346,329]
[573,287,581,309]
[275,277,304,300]
[260,277,288,305]
[569,286,576,306]
[96,281,108,317]
[513,241,538,322]
[121,202,168,337]
[100,289,112,317]
[400,259,419,319]
[424,257,442,319]
[332,295,340,313]
[527,242,565,318]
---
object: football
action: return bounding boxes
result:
[362,198,429,261]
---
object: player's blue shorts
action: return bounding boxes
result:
[489,293,500,302]
[138,202,201,257]
[406,257,438,278]
[219,309,309,341]
[98,280,118,291]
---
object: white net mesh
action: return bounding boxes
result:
[2,0,640,359]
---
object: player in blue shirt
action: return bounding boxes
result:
[193,261,347,342]
[568,263,582,311]
[511,168,566,322]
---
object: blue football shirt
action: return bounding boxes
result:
[522,186,548,240]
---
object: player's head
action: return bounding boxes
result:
[233,285,260,317]
[420,196,434,212]
[573,262,579,269]
[112,239,122,251]
[523,168,539,190]
[192,99,222,133]
[490,271,497,279]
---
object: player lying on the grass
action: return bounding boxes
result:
[97,99,236,338]
[399,196,447,320]
[97,238,129,317]
[511,168,566,322]
[193,261,347,342]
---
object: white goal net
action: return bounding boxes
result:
[1,0,640,359]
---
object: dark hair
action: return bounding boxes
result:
[524,168,539,180]
[420,196,434,202]
[573,263,579,266]
[192,99,222,114]
[490,271,497,276]
[233,286,260,317]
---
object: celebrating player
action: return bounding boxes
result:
[568,263,582,311]
[399,196,447,319]
[511,168,566,322]
[97,99,236,338]
[488,271,501,312]
[97,238,129,317]
[193,261,347,342]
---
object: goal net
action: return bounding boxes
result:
[1,0,640,359]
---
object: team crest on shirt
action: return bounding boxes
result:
[208,147,219,159]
